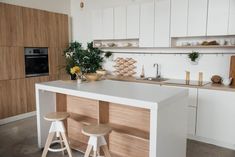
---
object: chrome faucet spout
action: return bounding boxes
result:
[154,63,161,78]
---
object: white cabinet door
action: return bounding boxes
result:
[154,0,171,47]
[102,8,114,39]
[91,10,102,40]
[170,0,188,37]
[228,0,235,35]
[114,6,126,39]
[187,0,208,36]
[127,4,140,39]
[139,2,155,47]
[207,0,230,36]
[197,89,235,145]
[188,107,196,136]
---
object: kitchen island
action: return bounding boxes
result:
[36,80,188,157]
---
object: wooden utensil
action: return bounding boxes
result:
[229,56,235,86]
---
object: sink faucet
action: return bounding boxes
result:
[154,63,161,78]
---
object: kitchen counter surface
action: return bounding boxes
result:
[36,79,187,109]
[107,75,235,92]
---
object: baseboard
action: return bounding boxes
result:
[0,111,36,125]
[188,134,235,151]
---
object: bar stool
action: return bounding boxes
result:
[41,112,72,157]
[82,124,112,157]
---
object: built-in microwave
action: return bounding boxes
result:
[24,48,49,77]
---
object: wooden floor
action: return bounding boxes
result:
[0,116,234,157]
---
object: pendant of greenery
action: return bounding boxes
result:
[64,41,112,76]
[188,51,199,62]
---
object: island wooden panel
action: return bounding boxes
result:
[109,103,150,132]
[230,56,235,86]
[64,96,150,157]
[0,3,23,46]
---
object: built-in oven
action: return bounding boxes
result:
[24,48,49,77]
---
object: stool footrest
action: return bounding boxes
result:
[48,140,66,152]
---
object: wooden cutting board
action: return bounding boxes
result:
[230,56,235,86]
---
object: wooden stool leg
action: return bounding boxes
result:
[84,145,93,157]
[101,145,111,157]
[61,132,73,157]
[59,132,65,155]
[41,132,55,157]
[93,150,97,157]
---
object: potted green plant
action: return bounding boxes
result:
[64,41,112,81]
[188,51,199,65]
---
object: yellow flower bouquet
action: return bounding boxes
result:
[70,66,82,83]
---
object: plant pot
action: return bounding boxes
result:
[84,73,102,81]
[77,78,82,84]
[190,60,199,65]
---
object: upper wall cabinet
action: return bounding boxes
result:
[171,0,188,37]
[102,8,114,39]
[91,10,102,40]
[207,0,230,36]
[48,12,69,48]
[154,0,171,47]
[187,0,208,36]
[228,0,235,35]
[114,6,127,39]
[139,2,155,47]
[0,3,23,46]
[23,8,49,47]
[127,4,140,39]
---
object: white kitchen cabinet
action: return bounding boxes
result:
[188,107,197,136]
[154,0,171,47]
[228,0,235,35]
[170,0,188,37]
[197,89,235,145]
[114,6,126,39]
[127,4,140,39]
[207,0,230,36]
[102,8,114,39]
[139,2,155,47]
[91,10,102,40]
[187,0,208,36]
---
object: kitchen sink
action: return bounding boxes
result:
[138,77,169,82]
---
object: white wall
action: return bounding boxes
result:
[0,0,70,14]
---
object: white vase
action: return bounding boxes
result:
[77,79,82,84]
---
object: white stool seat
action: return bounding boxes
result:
[82,124,112,157]
[41,112,72,157]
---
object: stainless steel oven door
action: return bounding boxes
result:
[25,55,49,77]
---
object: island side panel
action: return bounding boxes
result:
[36,89,56,148]
[157,95,188,157]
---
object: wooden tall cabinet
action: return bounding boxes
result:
[0,3,23,46]
[0,2,69,120]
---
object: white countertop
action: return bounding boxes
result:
[36,80,188,110]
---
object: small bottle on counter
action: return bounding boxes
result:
[140,65,145,78]
[186,71,190,84]
[198,72,203,85]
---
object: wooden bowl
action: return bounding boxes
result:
[96,70,107,76]
[84,73,102,81]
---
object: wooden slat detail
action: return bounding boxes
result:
[230,56,235,86]
[0,3,23,46]
[67,96,98,119]
[109,103,150,132]
[0,47,25,80]
[109,131,149,157]
[69,138,88,153]
[56,93,67,112]
[99,101,109,124]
